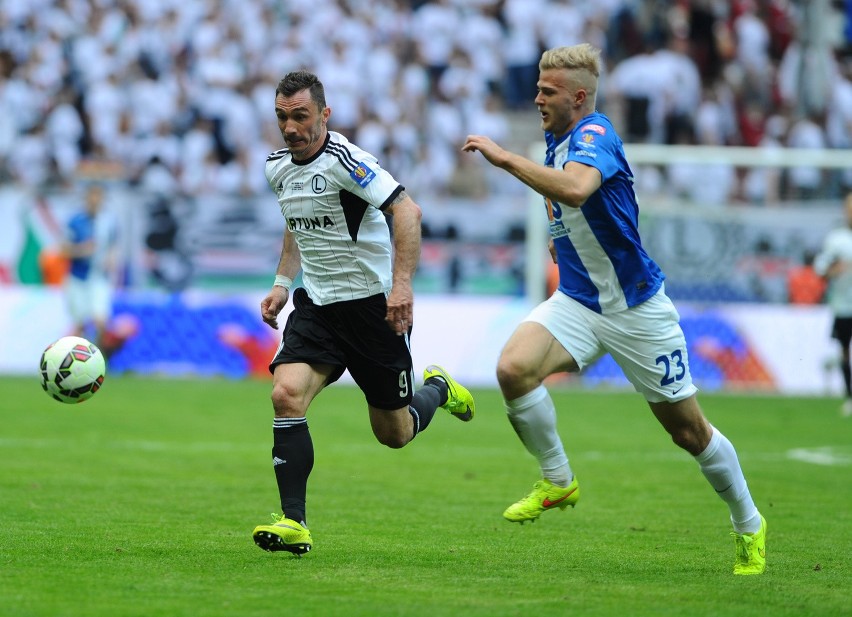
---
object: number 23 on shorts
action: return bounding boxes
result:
[656,349,685,387]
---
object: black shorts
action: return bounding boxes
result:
[270,287,415,410]
[831,316,852,349]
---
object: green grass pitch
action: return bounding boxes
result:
[1,374,850,617]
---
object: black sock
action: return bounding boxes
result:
[272,418,314,525]
[424,375,449,405]
[408,381,445,437]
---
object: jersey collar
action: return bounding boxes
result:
[544,131,570,167]
[544,111,601,166]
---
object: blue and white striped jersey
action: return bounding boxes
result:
[544,112,664,314]
[67,210,116,281]
[265,131,404,306]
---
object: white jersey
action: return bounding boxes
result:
[265,131,404,306]
[814,225,852,317]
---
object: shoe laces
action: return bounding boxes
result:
[520,481,546,501]
[731,531,754,562]
[441,380,459,406]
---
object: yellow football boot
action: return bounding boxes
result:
[732,515,767,575]
[253,514,312,555]
[423,365,475,421]
[503,477,580,523]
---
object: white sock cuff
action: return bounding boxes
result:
[694,425,721,463]
[505,385,549,415]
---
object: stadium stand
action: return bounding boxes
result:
[1,0,849,202]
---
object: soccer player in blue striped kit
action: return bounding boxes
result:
[462,43,766,575]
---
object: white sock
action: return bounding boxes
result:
[505,385,572,487]
[694,426,761,534]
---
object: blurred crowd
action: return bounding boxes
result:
[0,0,850,205]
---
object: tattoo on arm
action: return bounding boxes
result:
[390,190,408,208]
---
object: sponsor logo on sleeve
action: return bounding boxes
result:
[581,123,606,135]
[350,162,376,187]
[577,132,597,151]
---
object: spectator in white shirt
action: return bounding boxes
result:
[786,112,828,200]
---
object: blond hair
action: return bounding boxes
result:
[539,44,601,104]
[540,44,601,75]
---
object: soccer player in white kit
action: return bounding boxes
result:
[462,44,767,575]
[251,71,475,556]
[814,192,852,417]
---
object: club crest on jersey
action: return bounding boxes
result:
[311,174,327,193]
[350,162,376,187]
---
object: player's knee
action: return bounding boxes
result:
[270,382,307,417]
[667,426,705,456]
[496,355,534,394]
[374,429,409,449]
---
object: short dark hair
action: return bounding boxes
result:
[276,70,326,110]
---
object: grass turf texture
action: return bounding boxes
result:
[0,375,849,617]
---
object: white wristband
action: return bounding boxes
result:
[273,275,293,290]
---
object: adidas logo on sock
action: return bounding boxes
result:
[272,456,287,466]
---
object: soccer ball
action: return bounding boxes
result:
[40,336,106,404]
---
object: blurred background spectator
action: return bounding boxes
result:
[787,249,827,304]
[0,0,848,205]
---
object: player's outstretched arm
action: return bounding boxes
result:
[461,134,601,208]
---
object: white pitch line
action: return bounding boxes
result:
[786,447,852,467]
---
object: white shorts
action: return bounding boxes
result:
[66,274,113,325]
[524,287,698,403]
